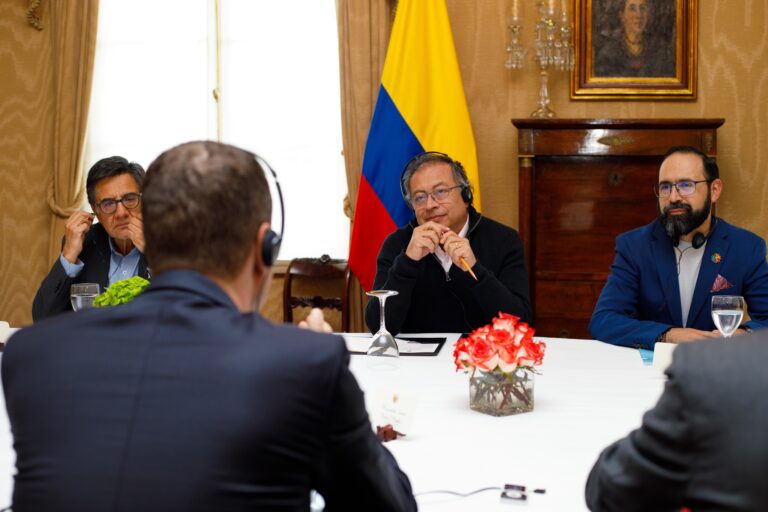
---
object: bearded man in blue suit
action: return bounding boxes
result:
[590,145,768,348]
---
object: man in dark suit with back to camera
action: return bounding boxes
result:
[586,333,768,511]
[4,141,416,511]
[366,151,531,334]
[32,156,151,321]
[590,145,768,348]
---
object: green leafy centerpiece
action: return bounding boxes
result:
[93,276,150,307]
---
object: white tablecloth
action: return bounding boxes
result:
[0,333,666,510]
[348,335,666,511]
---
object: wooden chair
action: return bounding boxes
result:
[283,255,351,332]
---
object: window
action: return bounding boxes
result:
[85,0,349,259]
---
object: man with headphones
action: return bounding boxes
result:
[365,151,532,335]
[4,141,416,511]
[590,145,768,348]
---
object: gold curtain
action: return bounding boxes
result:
[45,0,100,262]
[336,0,394,332]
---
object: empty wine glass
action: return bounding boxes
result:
[711,295,745,339]
[366,290,399,357]
[70,283,100,312]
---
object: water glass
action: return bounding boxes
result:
[71,283,100,311]
[711,295,745,339]
[365,290,399,357]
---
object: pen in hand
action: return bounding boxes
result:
[459,257,478,281]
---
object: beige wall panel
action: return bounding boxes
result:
[0,2,57,327]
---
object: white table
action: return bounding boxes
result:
[348,335,666,511]
[0,333,665,510]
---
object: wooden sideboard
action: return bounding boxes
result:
[511,118,724,339]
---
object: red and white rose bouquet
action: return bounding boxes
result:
[453,313,546,415]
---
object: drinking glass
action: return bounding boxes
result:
[366,290,399,357]
[711,295,745,339]
[70,283,100,311]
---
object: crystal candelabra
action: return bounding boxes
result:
[506,1,575,118]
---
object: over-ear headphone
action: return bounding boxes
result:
[399,151,473,209]
[672,216,717,250]
[254,154,284,266]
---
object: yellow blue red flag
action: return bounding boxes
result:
[349,0,480,291]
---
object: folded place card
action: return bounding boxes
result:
[369,388,416,436]
[652,342,677,372]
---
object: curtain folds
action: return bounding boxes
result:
[336,0,393,332]
[46,0,100,263]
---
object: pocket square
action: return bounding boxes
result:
[711,274,733,293]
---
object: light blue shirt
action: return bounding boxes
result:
[59,238,141,285]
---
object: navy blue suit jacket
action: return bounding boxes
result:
[5,270,415,512]
[590,218,768,348]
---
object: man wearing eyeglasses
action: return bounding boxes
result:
[590,145,768,348]
[366,151,531,334]
[32,156,150,321]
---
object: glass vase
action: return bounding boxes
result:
[469,367,534,416]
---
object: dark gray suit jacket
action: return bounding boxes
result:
[32,223,150,322]
[586,336,768,511]
[7,270,416,511]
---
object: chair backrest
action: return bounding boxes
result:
[282,255,351,332]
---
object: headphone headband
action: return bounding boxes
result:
[254,154,284,266]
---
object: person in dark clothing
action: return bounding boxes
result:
[6,141,416,512]
[32,156,150,321]
[366,151,531,334]
[586,333,768,511]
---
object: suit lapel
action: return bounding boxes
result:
[652,223,683,325]
[139,256,151,280]
[687,221,730,327]
[90,224,111,291]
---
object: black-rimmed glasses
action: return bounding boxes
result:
[411,185,462,208]
[653,179,711,198]
[95,192,142,214]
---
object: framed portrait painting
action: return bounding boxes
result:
[571,0,697,99]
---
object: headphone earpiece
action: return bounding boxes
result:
[460,184,473,204]
[691,232,706,250]
[262,229,281,266]
[671,217,717,250]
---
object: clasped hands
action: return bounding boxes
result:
[404,221,476,271]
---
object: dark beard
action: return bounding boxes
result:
[658,189,712,241]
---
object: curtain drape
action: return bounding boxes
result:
[336,0,394,332]
[45,0,100,263]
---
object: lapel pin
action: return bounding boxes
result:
[711,253,722,264]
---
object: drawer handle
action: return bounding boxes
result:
[598,135,634,146]
[558,328,570,338]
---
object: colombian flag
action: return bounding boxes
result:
[348,0,480,291]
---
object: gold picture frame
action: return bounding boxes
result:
[571,0,697,99]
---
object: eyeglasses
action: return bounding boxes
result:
[95,192,142,214]
[654,180,711,198]
[411,185,462,208]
